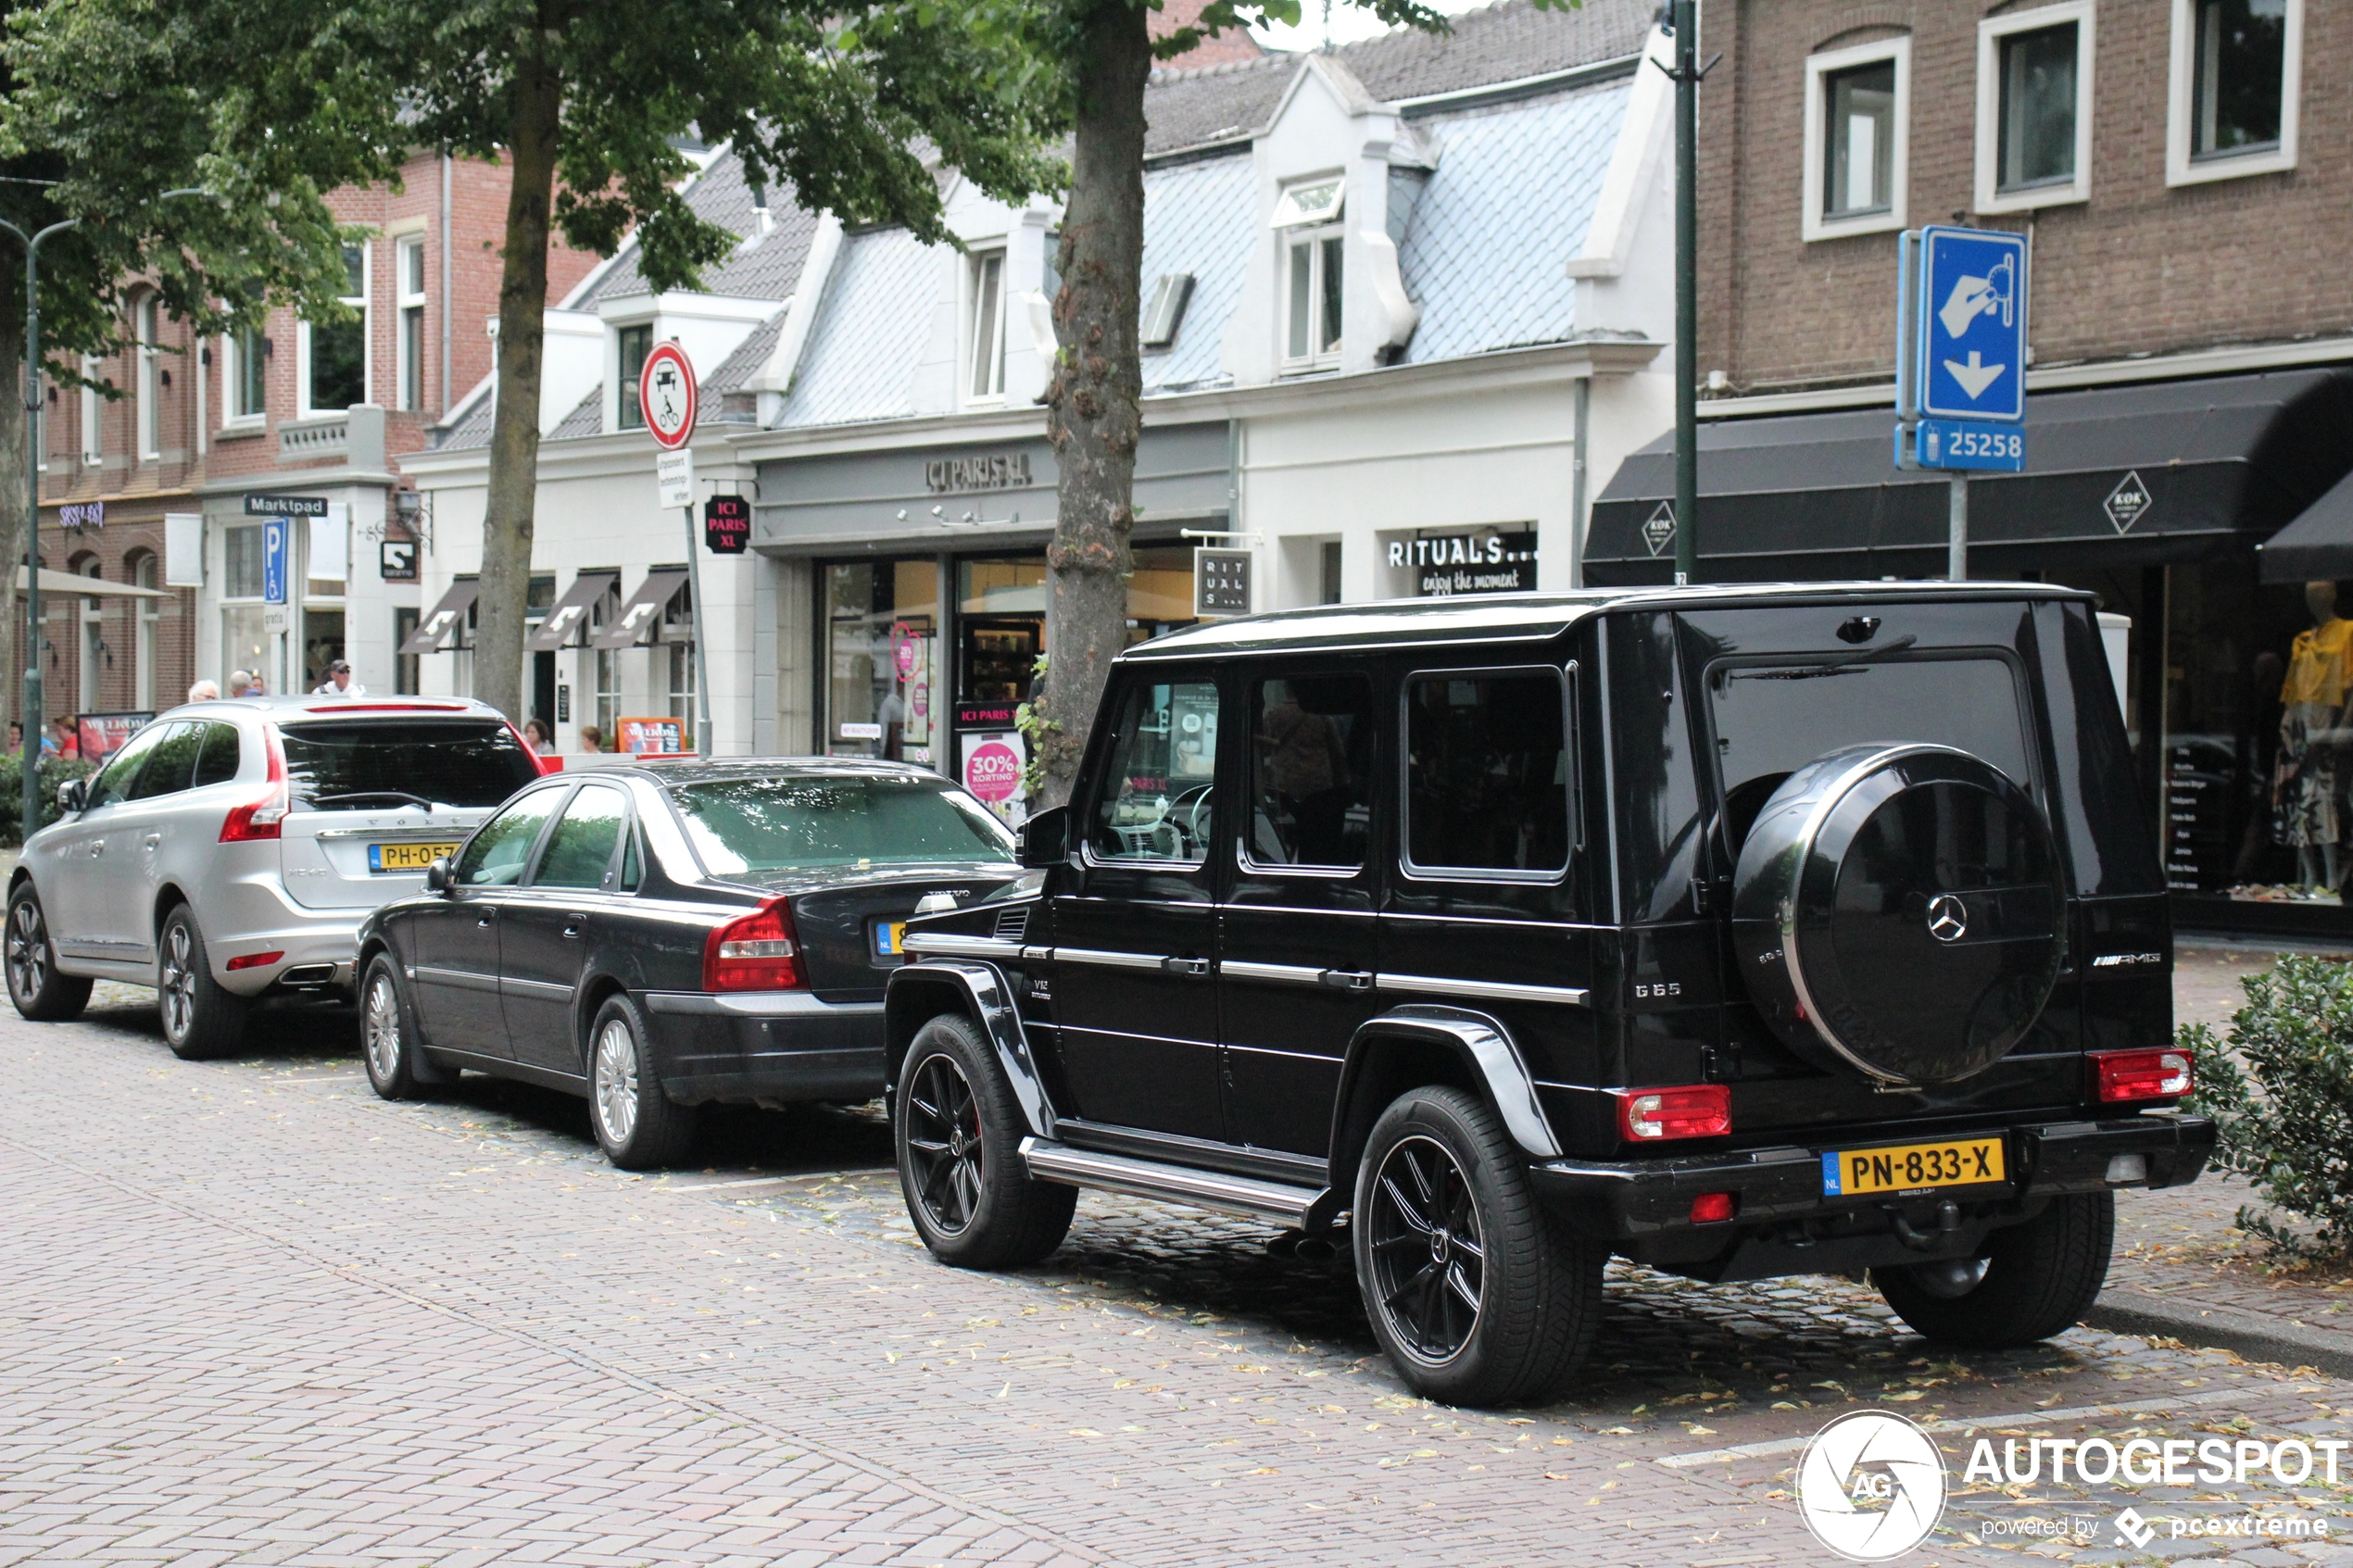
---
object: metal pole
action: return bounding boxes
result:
[1947,471,1969,581]
[1671,0,1699,587]
[681,502,712,756]
[20,232,41,839]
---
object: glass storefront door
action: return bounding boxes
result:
[826,558,942,764]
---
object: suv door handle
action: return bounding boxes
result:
[1162,956,1211,977]
[1318,968,1374,992]
[143,833,162,848]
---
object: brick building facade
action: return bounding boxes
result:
[33,149,592,743]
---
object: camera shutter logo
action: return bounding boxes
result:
[1795,1410,1948,1562]
[1926,894,1969,944]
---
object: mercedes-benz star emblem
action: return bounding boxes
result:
[1926,894,1969,944]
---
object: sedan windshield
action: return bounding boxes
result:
[278,720,541,810]
[671,775,1016,876]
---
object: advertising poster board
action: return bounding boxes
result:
[954,701,1027,829]
[76,712,154,764]
[616,715,690,757]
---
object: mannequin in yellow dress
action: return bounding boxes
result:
[2275,582,2353,891]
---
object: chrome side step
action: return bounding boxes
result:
[1018,1136,1325,1226]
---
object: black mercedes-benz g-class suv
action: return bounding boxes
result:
[881,584,2212,1406]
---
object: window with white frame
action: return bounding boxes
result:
[1976,4,2095,213]
[80,356,101,465]
[135,296,160,460]
[1274,177,1345,373]
[132,553,157,710]
[1803,37,1909,241]
[226,323,267,423]
[615,322,652,430]
[396,235,427,411]
[2168,0,2300,185]
[300,244,367,414]
[77,558,103,710]
[966,250,1006,402]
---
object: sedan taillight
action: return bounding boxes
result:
[703,897,802,992]
[1612,1084,1731,1142]
[2089,1047,2192,1104]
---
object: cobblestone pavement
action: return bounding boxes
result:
[1,988,2349,1566]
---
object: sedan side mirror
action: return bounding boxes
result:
[422,857,452,895]
[1018,804,1070,869]
[56,778,86,816]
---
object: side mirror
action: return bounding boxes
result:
[1017,804,1070,869]
[56,778,86,815]
[422,857,452,895]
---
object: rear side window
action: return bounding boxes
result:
[1089,677,1221,864]
[534,784,628,889]
[1248,673,1374,870]
[126,722,204,800]
[672,776,1016,877]
[192,722,241,787]
[278,720,539,810]
[1403,669,1570,876]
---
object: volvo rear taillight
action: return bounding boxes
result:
[2089,1048,2192,1104]
[703,898,802,992]
[220,729,288,843]
[1612,1084,1731,1142]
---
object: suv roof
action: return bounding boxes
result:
[166,696,510,723]
[1123,580,2097,662]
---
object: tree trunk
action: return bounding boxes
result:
[472,55,562,721]
[1035,0,1152,810]
[0,290,26,741]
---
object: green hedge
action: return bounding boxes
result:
[0,755,97,847]
[2182,953,2353,1261]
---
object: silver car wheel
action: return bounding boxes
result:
[364,972,402,1083]
[7,898,47,1002]
[593,1017,639,1148]
[158,922,196,1042]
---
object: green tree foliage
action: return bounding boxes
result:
[2183,954,2353,1261]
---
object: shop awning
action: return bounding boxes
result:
[1586,369,2353,583]
[2257,468,2353,583]
[16,567,172,597]
[526,569,621,651]
[592,568,690,648]
[397,578,479,655]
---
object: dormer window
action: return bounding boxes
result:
[967,250,1007,402]
[1275,177,1344,374]
[616,323,652,429]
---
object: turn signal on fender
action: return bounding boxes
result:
[1612,1083,1731,1141]
[703,897,802,992]
[2088,1047,2192,1104]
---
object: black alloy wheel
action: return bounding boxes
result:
[1367,1135,1487,1361]
[903,1050,985,1236]
[892,1011,1074,1269]
[5,884,90,1022]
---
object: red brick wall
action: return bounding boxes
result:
[1697,0,2353,395]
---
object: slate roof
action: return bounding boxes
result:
[1140,0,1653,156]
[1397,75,1631,363]
[774,230,939,428]
[1139,154,1256,395]
[573,151,820,307]
[548,386,602,440]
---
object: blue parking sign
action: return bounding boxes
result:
[1915,225,2028,424]
[261,516,289,605]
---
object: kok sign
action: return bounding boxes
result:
[1912,225,2029,423]
[638,341,698,450]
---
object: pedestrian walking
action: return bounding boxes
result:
[187,679,220,703]
[311,659,364,696]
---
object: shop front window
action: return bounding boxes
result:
[826,558,941,764]
[2163,560,2353,913]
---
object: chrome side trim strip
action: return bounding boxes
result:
[1019,1137,1325,1225]
[645,990,878,1018]
[1220,959,1325,985]
[1378,972,1591,1007]
[500,976,574,1000]
[901,932,1025,960]
[415,965,500,994]
[1054,947,1169,971]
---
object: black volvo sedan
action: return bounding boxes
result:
[354,759,1021,1167]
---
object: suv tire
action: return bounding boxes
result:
[1354,1085,1605,1407]
[157,905,249,1060]
[895,1011,1076,1269]
[359,953,452,1100]
[6,883,91,1022]
[1872,1191,2114,1348]
[587,993,697,1170]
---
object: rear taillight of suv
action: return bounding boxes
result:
[1612,1084,1731,1142]
[703,898,802,992]
[220,730,289,843]
[2088,1048,2192,1104]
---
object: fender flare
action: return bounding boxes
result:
[885,959,1055,1139]
[1330,1003,1562,1164]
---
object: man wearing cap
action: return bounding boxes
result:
[312,659,366,696]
